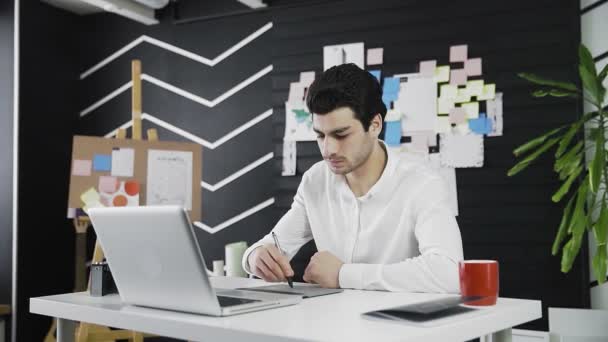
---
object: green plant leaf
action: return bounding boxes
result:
[599,63,608,82]
[587,127,600,142]
[593,202,608,244]
[559,155,582,181]
[562,184,589,273]
[552,165,583,202]
[579,64,602,103]
[518,73,579,92]
[532,89,549,97]
[555,141,583,173]
[579,44,598,76]
[592,247,607,285]
[514,127,564,157]
[508,138,560,176]
[549,89,579,98]
[561,236,583,273]
[552,195,575,255]
[589,132,605,193]
[556,122,582,158]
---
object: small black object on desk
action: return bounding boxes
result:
[90,261,118,297]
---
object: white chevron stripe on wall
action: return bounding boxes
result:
[104,112,274,192]
[80,65,273,117]
[105,110,273,149]
[194,198,275,234]
[80,22,273,80]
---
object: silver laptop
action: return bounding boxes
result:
[87,205,301,316]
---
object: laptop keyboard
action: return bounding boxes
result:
[217,296,260,307]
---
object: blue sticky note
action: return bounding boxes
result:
[383,77,400,95]
[93,154,112,172]
[469,117,493,135]
[384,120,402,146]
[369,70,381,82]
[382,94,394,110]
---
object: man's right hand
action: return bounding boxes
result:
[248,244,294,282]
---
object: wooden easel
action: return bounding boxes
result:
[45,60,154,342]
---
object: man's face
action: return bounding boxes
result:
[312,107,380,175]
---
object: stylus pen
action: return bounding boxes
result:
[271,231,294,288]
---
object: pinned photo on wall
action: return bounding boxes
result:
[281,140,297,176]
[487,92,504,137]
[288,82,306,103]
[299,71,316,87]
[323,42,364,71]
[284,102,316,141]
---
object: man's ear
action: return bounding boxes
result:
[369,113,383,136]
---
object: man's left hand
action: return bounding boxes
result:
[303,251,344,288]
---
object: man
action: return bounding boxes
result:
[241,63,463,293]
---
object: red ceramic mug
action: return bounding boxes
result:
[458,260,499,306]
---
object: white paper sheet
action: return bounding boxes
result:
[284,101,316,141]
[111,148,134,177]
[281,140,297,176]
[395,75,437,134]
[146,150,193,210]
[323,42,365,71]
[439,133,484,168]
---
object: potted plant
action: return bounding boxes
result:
[508,44,608,339]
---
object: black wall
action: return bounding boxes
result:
[0,0,14,307]
[12,0,589,339]
[15,1,79,341]
[76,7,275,269]
[271,0,586,331]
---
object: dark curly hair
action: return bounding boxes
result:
[305,63,387,131]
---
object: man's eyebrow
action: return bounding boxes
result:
[313,126,351,135]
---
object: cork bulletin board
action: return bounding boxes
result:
[67,135,202,221]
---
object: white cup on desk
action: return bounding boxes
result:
[224,241,248,277]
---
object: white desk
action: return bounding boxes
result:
[30,277,541,342]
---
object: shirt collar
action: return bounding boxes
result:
[336,140,398,201]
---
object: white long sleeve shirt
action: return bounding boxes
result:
[242,143,464,293]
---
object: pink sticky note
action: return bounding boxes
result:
[367,48,384,65]
[72,160,92,176]
[419,60,437,77]
[450,69,467,86]
[465,58,482,76]
[449,107,467,124]
[99,176,119,194]
[450,45,468,62]
[411,133,429,152]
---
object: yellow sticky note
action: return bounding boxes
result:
[455,87,471,103]
[434,66,450,83]
[440,84,458,100]
[435,116,452,133]
[466,80,484,98]
[80,187,100,205]
[437,97,455,114]
[478,84,496,101]
[461,102,480,119]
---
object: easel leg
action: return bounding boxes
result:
[57,319,77,342]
